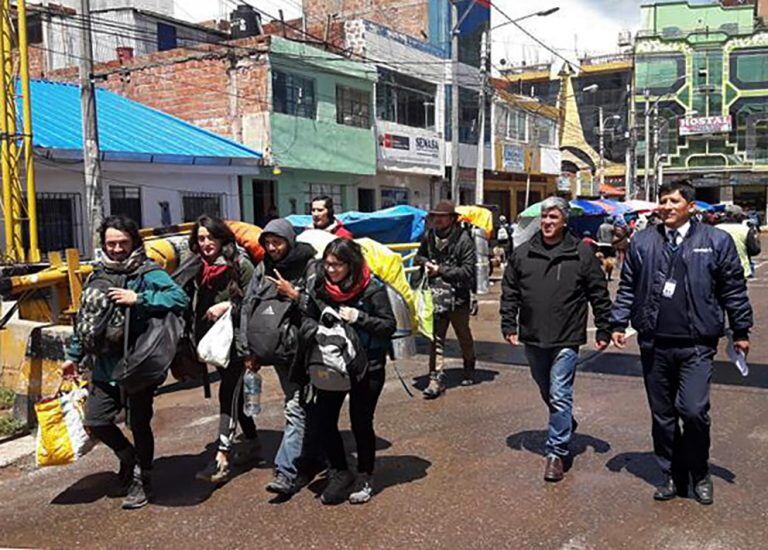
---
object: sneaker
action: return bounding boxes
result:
[121,467,151,510]
[231,436,261,467]
[349,474,373,505]
[265,472,297,495]
[460,370,476,387]
[196,455,231,484]
[422,376,445,399]
[320,469,355,505]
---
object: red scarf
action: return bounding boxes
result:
[200,260,229,290]
[324,263,372,303]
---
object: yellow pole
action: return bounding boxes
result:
[17,0,39,262]
[0,0,14,262]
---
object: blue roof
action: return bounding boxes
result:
[24,79,262,165]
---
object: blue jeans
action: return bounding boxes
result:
[524,345,579,457]
[273,363,306,481]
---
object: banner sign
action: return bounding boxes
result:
[679,115,732,136]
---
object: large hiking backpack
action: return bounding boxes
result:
[245,278,298,367]
[74,264,158,356]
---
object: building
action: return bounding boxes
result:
[486,86,560,219]
[635,0,768,216]
[28,4,228,73]
[0,79,261,257]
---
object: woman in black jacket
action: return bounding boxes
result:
[303,238,396,505]
[188,215,258,484]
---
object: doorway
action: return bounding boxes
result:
[251,179,276,227]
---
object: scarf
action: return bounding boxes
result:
[324,262,372,303]
[200,255,229,290]
[100,248,147,274]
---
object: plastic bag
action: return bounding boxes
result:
[197,305,233,368]
[415,279,434,340]
[35,379,93,467]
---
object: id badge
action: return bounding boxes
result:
[662,279,677,299]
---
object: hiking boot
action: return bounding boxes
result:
[422,376,445,399]
[320,469,355,505]
[265,472,297,496]
[231,436,261,467]
[196,454,231,484]
[544,454,564,482]
[349,474,374,505]
[121,467,151,510]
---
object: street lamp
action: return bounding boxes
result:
[490,7,560,31]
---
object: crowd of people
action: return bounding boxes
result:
[61,181,754,511]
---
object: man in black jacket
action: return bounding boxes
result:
[501,197,611,482]
[611,180,753,505]
[414,200,477,398]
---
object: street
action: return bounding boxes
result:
[1,259,768,549]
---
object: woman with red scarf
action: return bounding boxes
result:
[189,215,257,484]
[302,238,396,505]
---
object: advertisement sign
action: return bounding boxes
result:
[377,122,442,174]
[502,144,525,172]
[679,115,732,136]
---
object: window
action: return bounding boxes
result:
[182,192,222,222]
[304,183,343,214]
[336,86,371,128]
[25,193,84,253]
[730,49,768,90]
[376,69,436,129]
[535,116,556,146]
[109,186,142,226]
[505,109,528,142]
[157,22,177,51]
[380,187,409,209]
[635,54,686,95]
[272,70,316,119]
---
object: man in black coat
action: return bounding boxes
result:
[611,180,753,505]
[501,197,611,482]
[414,200,477,398]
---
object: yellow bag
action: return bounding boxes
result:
[456,205,494,238]
[35,380,93,467]
[356,238,418,328]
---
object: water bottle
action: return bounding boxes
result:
[243,370,262,417]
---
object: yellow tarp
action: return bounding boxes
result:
[457,205,493,238]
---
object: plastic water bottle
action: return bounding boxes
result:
[243,370,262,417]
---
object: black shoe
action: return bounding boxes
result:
[295,460,327,490]
[116,453,136,497]
[121,467,151,510]
[460,370,476,387]
[572,418,579,434]
[653,477,677,501]
[693,476,713,505]
[266,472,297,496]
[320,469,355,505]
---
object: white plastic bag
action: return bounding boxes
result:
[197,305,233,368]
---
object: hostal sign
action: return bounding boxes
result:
[678,115,732,136]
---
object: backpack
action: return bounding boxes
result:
[307,307,368,391]
[245,278,298,367]
[747,226,761,257]
[74,264,158,356]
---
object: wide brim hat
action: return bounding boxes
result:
[428,200,459,216]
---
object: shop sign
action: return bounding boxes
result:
[377,122,442,170]
[679,115,732,136]
[502,144,525,172]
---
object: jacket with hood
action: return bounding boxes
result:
[311,218,353,239]
[500,231,612,348]
[236,218,317,359]
[413,223,476,309]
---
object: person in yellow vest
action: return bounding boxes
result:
[716,213,753,279]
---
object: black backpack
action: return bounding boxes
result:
[747,226,761,257]
[245,278,298,367]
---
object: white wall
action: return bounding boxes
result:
[359,172,434,211]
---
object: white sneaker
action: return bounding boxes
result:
[349,474,373,504]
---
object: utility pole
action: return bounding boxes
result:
[651,103,659,202]
[625,83,635,200]
[643,90,650,201]
[80,0,104,256]
[450,0,460,204]
[597,106,605,196]
[475,23,488,206]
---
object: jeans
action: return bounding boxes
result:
[273,363,306,481]
[429,306,476,377]
[639,338,715,483]
[524,345,579,457]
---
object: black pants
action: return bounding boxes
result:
[217,361,257,453]
[85,381,157,471]
[639,338,716,483]
[312,368,385,475]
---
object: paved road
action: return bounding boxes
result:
[2,255,768,549]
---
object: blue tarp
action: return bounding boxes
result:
[286,205,427,244]
[571,199,607,216]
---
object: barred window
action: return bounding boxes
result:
[24,192,84,253]
[336,85,371,128]
[304,183,343,215]
[182,192,223,222]
[273,70,316,119]
[109,186,142,227]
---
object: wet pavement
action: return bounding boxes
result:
[2,260,768,549]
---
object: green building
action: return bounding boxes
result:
[635,1,768,217]
[239,37,377,225]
